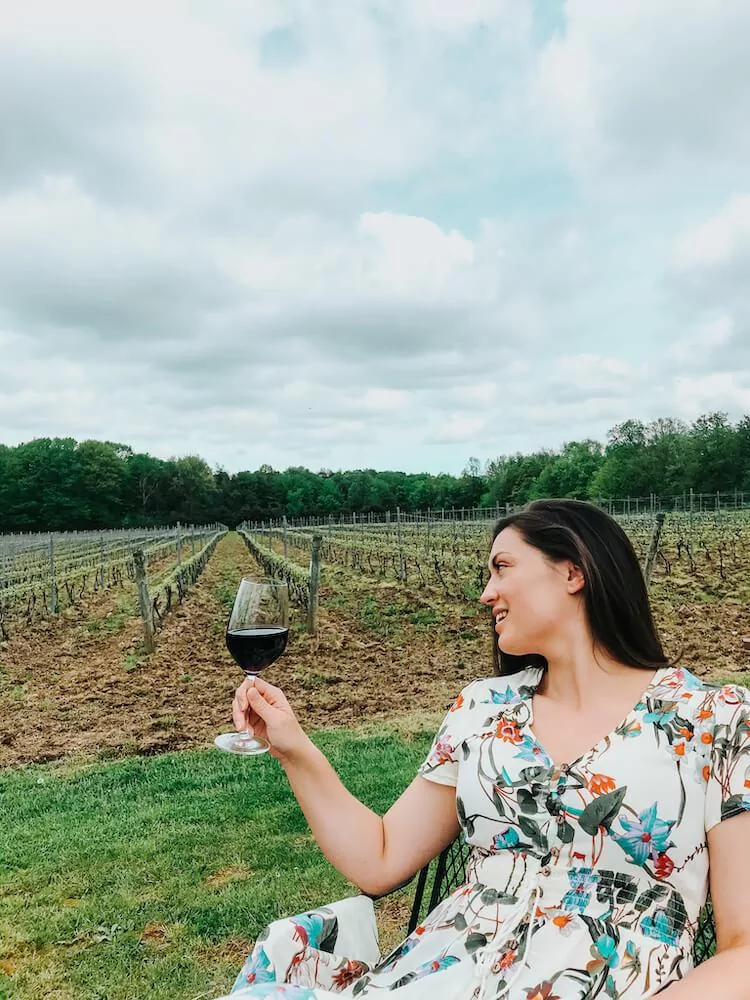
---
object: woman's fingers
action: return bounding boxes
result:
[252,675,291,710]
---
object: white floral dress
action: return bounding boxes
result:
[217,665,750,1000]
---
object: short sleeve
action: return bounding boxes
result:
[704,683,750,833]
[417,681,478,788]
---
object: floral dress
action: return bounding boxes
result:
[217,665,750,1000]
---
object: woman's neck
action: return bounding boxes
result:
[536,634,645,711]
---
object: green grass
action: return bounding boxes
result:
[0,729,432,1000]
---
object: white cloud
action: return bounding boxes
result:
[667,316,734,368]
[673,195,750,272]
[429,415,487,444]
[534,0,750,186]
[672,373,750,416]
[0,1,748,476]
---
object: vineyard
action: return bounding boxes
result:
[1,507,748,771]
[0,523,227,638]
[241,509,750,603]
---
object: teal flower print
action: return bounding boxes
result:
[490,686,522,706]
[561,868,599,913]
[612,802,675,866]
[595,935,619,968]
[233,945,274,991]
[586,934,620,975]
[643,706,676,726]
[493,827,521,850]
[290,913,326,949]
[514,735,552,766]
[641,909,680,946]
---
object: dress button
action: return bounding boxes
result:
[557,814,566,824]
[540,866,551,877]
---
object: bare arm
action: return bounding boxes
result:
[660,812,750,998]
[234,676,460,895]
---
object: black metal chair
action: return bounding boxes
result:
[405,838,717,965]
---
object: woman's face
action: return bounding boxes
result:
[479,526,583,656]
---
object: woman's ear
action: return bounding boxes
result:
[566,562,585,595]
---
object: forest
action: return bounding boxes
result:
[0,412,748,531]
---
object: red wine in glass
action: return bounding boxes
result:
[215,578,290,756]
[226,627,289,672]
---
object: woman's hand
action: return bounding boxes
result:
[232,675,310,763]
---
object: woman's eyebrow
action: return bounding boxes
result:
[489,551,513,567]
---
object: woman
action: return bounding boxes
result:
[217,499,750,999]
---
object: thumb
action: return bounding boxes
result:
[247,685,281,722]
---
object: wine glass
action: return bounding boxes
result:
[214,577,289,756]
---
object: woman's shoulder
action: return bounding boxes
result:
[460,666,544,708]
[653,664,750,717]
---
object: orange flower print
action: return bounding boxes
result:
[450,693,464,712]
[497,948,517,970]
[525,981,561,1000]
[670,739,687,760]
[551,911,576,934]
[495,717,523,743]
[697,708,713,722]
[332,959,368,988]
[588,773,616,795]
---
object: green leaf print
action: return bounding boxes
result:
[457,796,476,837]
[456,796,466,823]
[634,884,668,912]
[558,820,575,844]
[518,815,548,850]
[519,765,550,784]
[517,787,539,814]
[578,787,627,835]
[465,932,488,955]
[722,793,747,819]
[668,890,688,934]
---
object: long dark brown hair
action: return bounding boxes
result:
[489,499,672,676]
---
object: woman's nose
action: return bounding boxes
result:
[479,581,495,605]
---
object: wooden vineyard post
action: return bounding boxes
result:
[643,512,665,587]
[190,526,196,558]
[49,535,58,615]
[99,534,106,588]
[308,534,322,636]
[396,506,406,581]
[133,549,155,653]
[283,516,289,559]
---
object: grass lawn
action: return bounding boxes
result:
[0,728,433,1000]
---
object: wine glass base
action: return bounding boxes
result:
[214,732,270,755]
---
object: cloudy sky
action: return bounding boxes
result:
[1,0,749,475]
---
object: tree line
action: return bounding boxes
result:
[0,412,748,532]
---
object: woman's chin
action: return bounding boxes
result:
[498,635,531,657]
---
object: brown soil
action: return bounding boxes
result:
[0,534,479,768]
[0,533,748,770]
